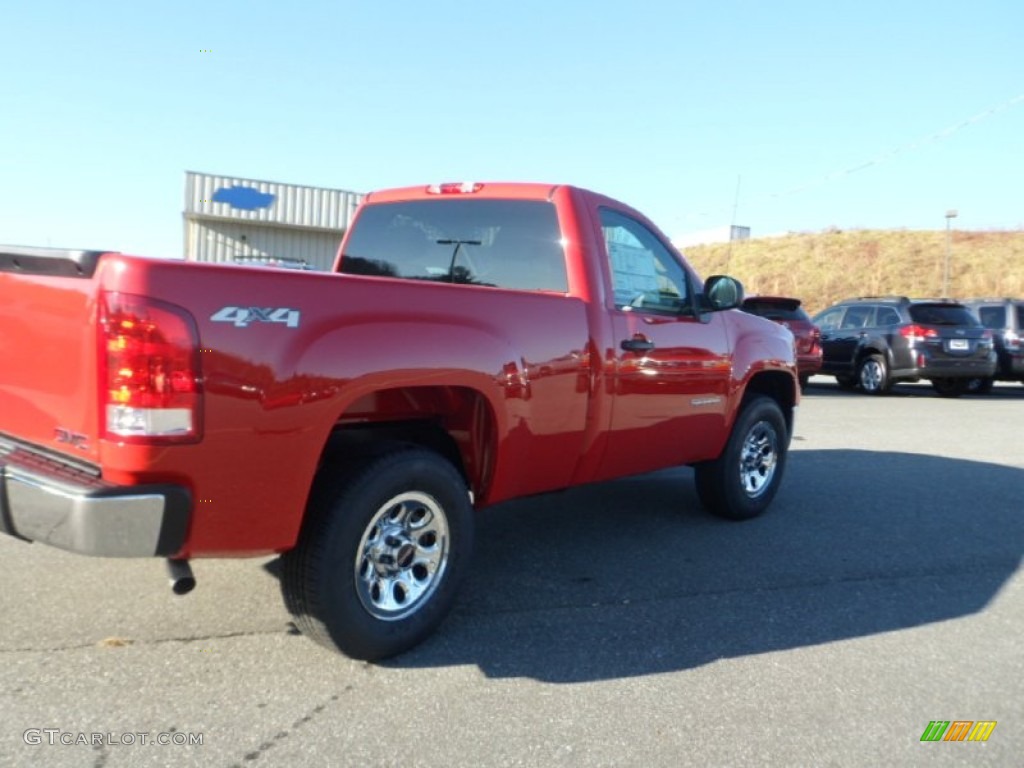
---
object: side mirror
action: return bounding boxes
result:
[702,275,744,311]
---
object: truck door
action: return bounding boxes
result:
[595,208,731,479]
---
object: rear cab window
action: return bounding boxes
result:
[340,199,568,292]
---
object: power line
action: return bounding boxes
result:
[675,92,1024,226]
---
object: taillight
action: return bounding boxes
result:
[99,292,202,443]
[900,324,938,343]
[426,182,483,194]
[1005,329,1020,350]
[808,326,821,350]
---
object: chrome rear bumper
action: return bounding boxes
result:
[0,438,189,557]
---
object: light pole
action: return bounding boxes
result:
[943,209,958,297]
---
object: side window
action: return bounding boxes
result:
[599,208,689,314]
[840,306,874,329]
[875,307,901,327]
[816,308,844,331]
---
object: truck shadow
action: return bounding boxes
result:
[374,449,1022,682]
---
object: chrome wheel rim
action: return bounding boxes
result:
[739,420,779,498]
[354,491,450,621]
[860,360,882,391]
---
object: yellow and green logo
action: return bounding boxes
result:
[920,721,997,742]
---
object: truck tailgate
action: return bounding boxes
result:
[0,248,104,465]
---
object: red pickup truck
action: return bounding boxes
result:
[0,182,798,659]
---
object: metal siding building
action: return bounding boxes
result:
[183,171,365,271]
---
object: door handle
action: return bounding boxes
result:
[621,336,655,352]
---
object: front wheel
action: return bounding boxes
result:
[694,396,788,520]
[282,448,474,661]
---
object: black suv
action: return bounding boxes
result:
[811,296,997,396]
[961,298,1024,392]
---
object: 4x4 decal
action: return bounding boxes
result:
[211,306,301,328]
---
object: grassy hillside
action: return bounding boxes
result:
[683,229,1024,316]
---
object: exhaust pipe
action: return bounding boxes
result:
[166,559,196,596]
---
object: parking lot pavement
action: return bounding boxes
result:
[1,381,1021,767]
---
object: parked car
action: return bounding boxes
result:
[0,182,798,661]
[811,296,996,396]
[961,297,1024,392]
[741,296,822,387]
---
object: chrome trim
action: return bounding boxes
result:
[1,448,189,558]
[4,470,168,557]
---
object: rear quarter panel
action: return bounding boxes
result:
[95,256,591,556]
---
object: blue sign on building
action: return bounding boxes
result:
[212,186,276,211]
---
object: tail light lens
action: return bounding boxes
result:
[900,324,938,343]
[1005,329,1020,350]
[807,326,821,352]
[99,292,202,443]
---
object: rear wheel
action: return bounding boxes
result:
[695,396,788,520]
[931,378,970,398]
[282,448,474,661]
[858,354,891,395]
[965,377,994,395]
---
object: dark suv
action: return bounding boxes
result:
[961,298,1024,392]
[811,296,997,396]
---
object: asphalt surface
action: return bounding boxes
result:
[2,378,1022,767]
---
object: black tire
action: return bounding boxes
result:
[931,378,970,398]
[282,448,474,661]
[835,375,857,390]
[798,374,810,391]
[694,396,788,520]
[858,354,891,395]
[965,377,994,395]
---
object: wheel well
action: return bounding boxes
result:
[319,386,496,501]
[856,347,885,364]
[743,371,796,434]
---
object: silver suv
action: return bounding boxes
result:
[961,298,1024,393]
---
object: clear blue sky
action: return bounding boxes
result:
[2,0,1022,258]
